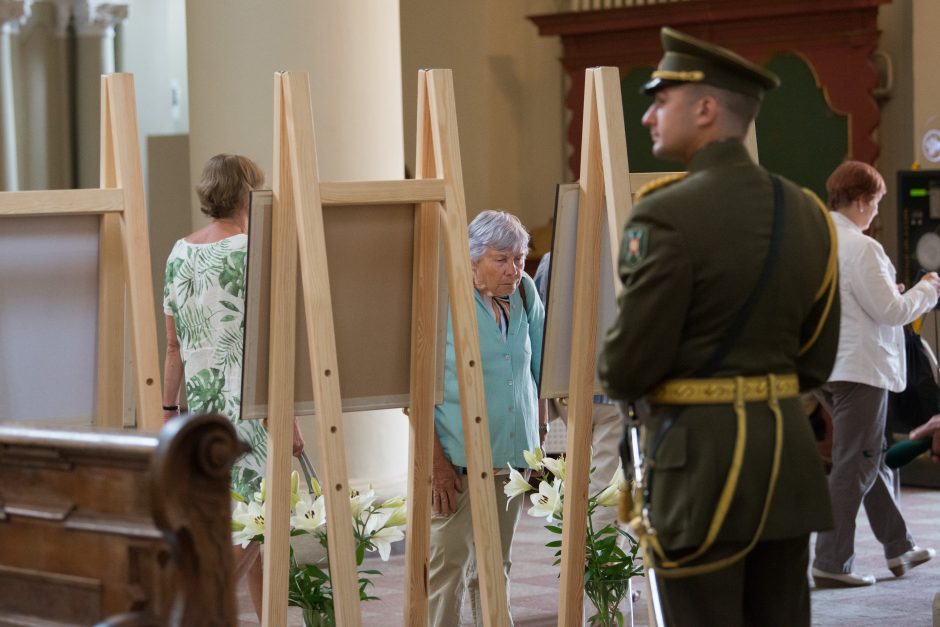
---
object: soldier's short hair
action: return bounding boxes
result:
[684,84,761,135]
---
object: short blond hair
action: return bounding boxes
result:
[196,154,265,219]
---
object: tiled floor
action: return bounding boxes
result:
[239,484,940,626]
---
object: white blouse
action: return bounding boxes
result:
[828,211,938,392]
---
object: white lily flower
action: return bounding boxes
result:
[609,461,627,492]
[291,489,326,532]
[349,487,377,521]
[232,499,265,547]
[382,504,408,528]
[503,466,533,505]
[594,483,619,508]
[370,523,405,561]
[290,471,301,509]
[253,478,267,504]
[523,447,544,470]
[363,509,405,560]
[380,496,405,509]
[528,478,563,521]
[541,455,566,481]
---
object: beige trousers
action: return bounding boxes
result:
[552,400,624,530]
[428,472,524,626]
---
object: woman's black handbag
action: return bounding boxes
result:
[887,326,940,433]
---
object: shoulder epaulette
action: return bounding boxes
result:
[798,185,838,356]
[634,172,688,201]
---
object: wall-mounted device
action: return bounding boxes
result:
[898,170,940,287]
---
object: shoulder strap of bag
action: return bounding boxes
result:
[695,174,785,377]
[519,274,529,314]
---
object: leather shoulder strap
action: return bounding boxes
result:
[695,174,785,377]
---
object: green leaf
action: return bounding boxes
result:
[185,368,227,413]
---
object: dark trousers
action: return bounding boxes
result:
[813,381,913,572]
[657,535,810,627]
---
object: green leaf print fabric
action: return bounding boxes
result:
[163,234,266,495]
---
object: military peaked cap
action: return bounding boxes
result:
[643,27,780,100]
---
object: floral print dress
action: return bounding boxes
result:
[163,234,266,497]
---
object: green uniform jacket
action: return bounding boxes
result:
[599,139,838,552]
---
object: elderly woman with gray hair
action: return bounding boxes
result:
[429,209,546,626]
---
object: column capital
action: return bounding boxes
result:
[73,0,127,38]
[0,1,25,34]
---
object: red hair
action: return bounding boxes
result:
[825,160,885,210]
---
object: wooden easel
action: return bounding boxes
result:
[0,73,161,432]
[556,65,632,627]
[262,69,509,626]
[557,67,760,626]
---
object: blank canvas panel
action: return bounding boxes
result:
[0,216,99,422]
[540,183,619,399]
[241,190,445,418]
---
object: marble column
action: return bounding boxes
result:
[12,0,72,190]
[0,2,24,191]
[73,0,126,188]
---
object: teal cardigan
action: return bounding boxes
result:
[434,273,544,469]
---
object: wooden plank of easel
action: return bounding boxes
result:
[558,68,606,627]
[0,189,124,216]
[103,74,161,432]
[320,178,446,206]
[425,68,509,627]
[596,68,632,293]
[262,74,299,627]
[281,71,361,627]
[403,71,439,626]
[96,76,125,429]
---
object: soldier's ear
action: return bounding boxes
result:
[694,94,720,127]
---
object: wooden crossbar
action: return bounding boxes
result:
[0,73,160,433]
[0,189,124,217]
[319,178,446,206]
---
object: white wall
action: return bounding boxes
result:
[401,0,566,233]
[913,0,940,169]
[187,0,404,221]
[186,0,407,496]
[119,0,189,178]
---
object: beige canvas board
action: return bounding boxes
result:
[0,216,99,423]
[241,190,446,418]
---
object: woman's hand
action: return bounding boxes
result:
[916,272,940,295]
[432,451,462,516]
[910,414,940,462]
[292,417,305,458]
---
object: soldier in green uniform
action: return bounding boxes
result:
[599,27,840,626]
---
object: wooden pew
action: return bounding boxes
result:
[0,414,246,626]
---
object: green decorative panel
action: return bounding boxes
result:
[619,55,848,197]
[756,54,848,199]
[620,66,681,173]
